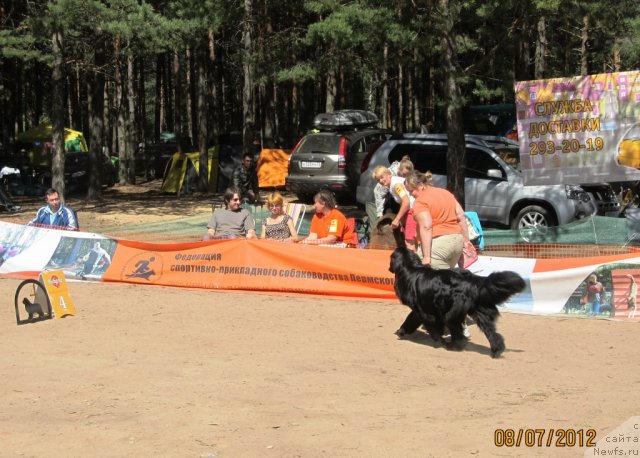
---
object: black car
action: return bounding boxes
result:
[285,110,392,203]
[63,152,117,193]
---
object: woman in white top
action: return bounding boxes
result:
[372,163,417,252]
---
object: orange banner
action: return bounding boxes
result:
[104,239,397,299]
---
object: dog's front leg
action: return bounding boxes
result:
[395,310,422,337]
[445,321,468,352]
[422,314,445,345]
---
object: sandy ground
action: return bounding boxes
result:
[1,182,639,457]
[2,279,639,458]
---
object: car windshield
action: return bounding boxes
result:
[296,134,341,155]
[496,148,521,172]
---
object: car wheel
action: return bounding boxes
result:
[512,205,555,242]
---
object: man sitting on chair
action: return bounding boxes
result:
[205,186,257,239]
[30,188,78,231]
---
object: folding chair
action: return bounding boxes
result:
[346,217,360,246]
[285,202,306,234]
[241,200,267,229]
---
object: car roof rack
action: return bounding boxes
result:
[312,110,379,131]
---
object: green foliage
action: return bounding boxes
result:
[619,16,640,67]
[1,0,639,143]
[0,30,44,62]
[275,63,316,84]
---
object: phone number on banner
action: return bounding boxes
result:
[528,137,604,155]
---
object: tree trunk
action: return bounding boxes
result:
[186,48,195,144]
[439,0,465,203]
[137,59,146,146]
[242,0,255,155]
[207,30,219,141]
[381,45,389,129]
[87,37,106,201]
[397,61,404,132]
[51,28,66,196]
[534,16,547,79]
[197,45,209,192]
[114,37,127,184]
[173,51,183,152]
[325,68,336,113]
[125,53,136,184]
[154,55,162,141]
[613,44,621,72]
[580,15,589,76]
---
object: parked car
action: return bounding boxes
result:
[138,133,194,179]
[63,152,117,193]
[285,110,392,203]
[357,134,620,230]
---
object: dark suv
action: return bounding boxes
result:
[285,110,392,202]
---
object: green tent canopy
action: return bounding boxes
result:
[16,124,88,166]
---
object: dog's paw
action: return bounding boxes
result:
[490,344,506,358]
[490,335,506,358]
[445,339,467,352]
[427,332,443,343]
[394,328,407,338]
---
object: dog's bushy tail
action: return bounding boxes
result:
[470,271,524,358]
[478,271,526,306]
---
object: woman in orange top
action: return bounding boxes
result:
[404,171,473,269]
[300,190,355,245]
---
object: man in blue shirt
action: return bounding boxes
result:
[30,188,78,230]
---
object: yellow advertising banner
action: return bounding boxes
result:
[39,269,76,318]
[515,70,640,185]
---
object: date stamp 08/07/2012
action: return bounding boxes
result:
[494,428,597,448]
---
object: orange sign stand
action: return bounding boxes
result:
[39,270,76,318]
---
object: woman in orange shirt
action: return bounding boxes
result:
[404,171,473,269]
[300,190,355,245]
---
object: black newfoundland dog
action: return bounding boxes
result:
[389,247,525,358]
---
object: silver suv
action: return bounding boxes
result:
[285,110,391,202]
[357,134,620,229]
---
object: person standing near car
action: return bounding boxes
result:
[404,171,473,269]
[372,163,417,252]
[232,153,260,203]
[29,188,78,231]
[370,155,411,221]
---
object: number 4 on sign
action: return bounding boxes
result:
[38,270,76,318]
